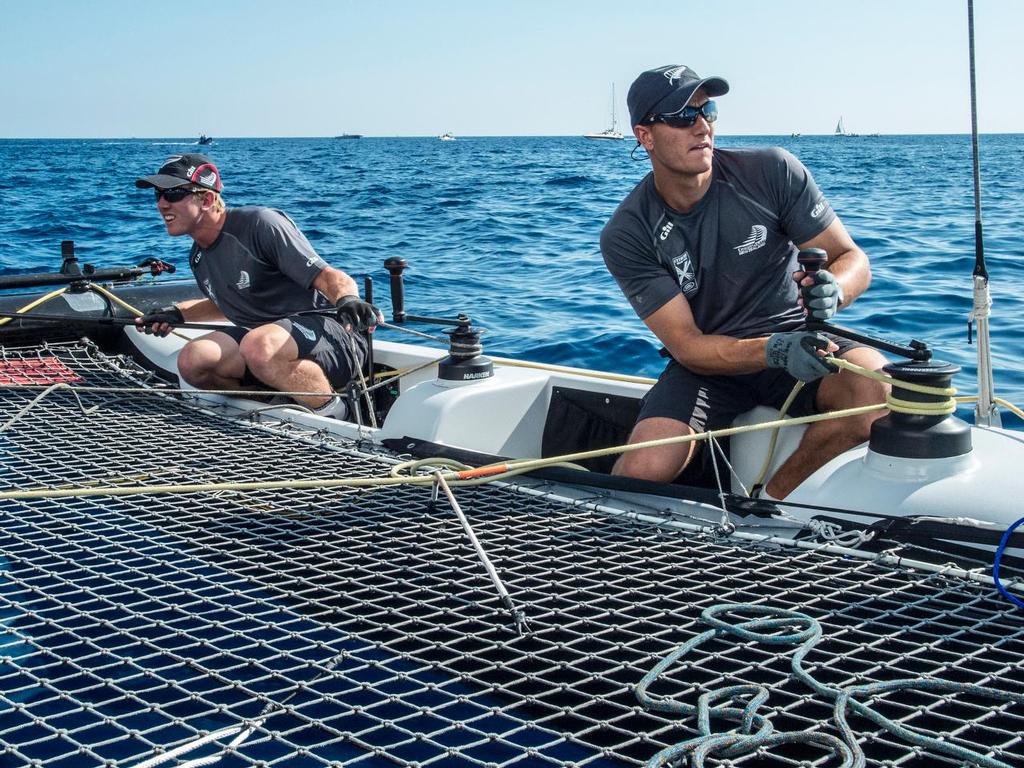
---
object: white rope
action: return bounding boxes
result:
[971,275,1001,426]
[433,471,529,634]
[128,719,264,768]
[0,382,100,432]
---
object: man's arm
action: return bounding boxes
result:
[311,266,360,304]
[644,294,772,376]
[176,298,227,322]
[795,217,871,310]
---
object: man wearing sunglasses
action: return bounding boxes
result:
[601,65,887,500]
[134,153,379,419]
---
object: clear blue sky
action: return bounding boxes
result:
[1,0,1021,138]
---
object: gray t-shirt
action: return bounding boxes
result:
[189,207,331,328]
[601,147,835,339]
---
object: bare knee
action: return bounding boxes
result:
[612,417,697,483]
[177,342,219,386]
[239,327,292,379]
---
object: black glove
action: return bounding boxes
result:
[136,305,184,337]
[766,332,838,382]
[335,295,379,332]
[800,271,844,322]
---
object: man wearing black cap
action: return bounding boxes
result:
[135,153,379,418]
[601,66,888,499]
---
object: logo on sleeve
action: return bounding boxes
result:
[810,200,829,219]
[673,251,698,296]
[734,225,768,255]
[202,279,217,304]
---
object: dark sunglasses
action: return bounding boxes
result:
[154,187,205,203]
[646,100,718,128]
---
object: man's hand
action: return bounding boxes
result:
[798,270,844,322]
[135,305,184,337]
[766,332,838,382]
[335,295,380,333]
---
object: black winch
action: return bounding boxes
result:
[384,257,493,383]
[438,316,493,382]
[798,248,972,461]
[868,360,972,459]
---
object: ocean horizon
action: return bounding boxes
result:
[2,133,1021,427]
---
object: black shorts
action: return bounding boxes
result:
[638,333,863,433]
[217,314,368,389]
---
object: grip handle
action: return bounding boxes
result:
[384,257,408,323]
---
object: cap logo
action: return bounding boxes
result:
[662,66,690,84]
[186,165,198,178]
[198,171,217,186]
[159,155,184,173]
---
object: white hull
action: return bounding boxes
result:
[127,324,1024,545]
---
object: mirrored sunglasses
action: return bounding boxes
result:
[154,187,205,203]
[647,100,719,129]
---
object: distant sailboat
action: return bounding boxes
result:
[834,117,858,137]
[584,84,624,140]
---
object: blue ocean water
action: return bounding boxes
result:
[1,134,1022,425]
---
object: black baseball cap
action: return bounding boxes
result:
[135,153,223,192]
[627,65,730,127]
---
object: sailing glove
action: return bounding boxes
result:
[766,332,838,382]
[800,271,844,322]
[136,305,184,337]
[335,295,380,333]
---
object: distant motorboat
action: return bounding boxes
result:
[197,134,214,146]
[584,84,624,140]
[439,132,456,141]
[790,132,802,138]
[334,133,363,139]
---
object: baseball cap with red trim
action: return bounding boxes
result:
[135,153,223,192]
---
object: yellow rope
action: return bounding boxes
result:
[88,283,144,315]
[1,312,1020,502]
[90,283,196,341]
[0,403,887,502]
[0,287,69,326]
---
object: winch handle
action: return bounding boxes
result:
[384,257,408,323]
[797,247,828,275]
[795,248,931,360]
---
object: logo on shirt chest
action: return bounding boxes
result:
[236,270,251,290]
[734,225,768,255]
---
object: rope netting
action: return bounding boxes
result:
[0,343,1021,767]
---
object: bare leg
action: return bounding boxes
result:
[612,416,700,482]
[239,324,335,410]
[765,347,889,499]
[176,332,253,391]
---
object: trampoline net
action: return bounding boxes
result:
[0,342,1021,768]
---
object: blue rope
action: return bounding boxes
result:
[635,604,1024,768]
[992,516,1024,609]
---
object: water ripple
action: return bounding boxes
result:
[2,134,1022,412]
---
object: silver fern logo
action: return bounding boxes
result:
[734,225,767,255]
[662,66,690,84]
